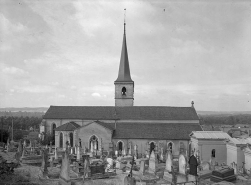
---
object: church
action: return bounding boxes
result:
[41,22,202,157]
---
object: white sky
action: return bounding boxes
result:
[0,0,251,111]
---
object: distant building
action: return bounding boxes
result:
[226,137,251,170]
[41,22,202,157]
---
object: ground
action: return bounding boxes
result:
[1,150,251,185]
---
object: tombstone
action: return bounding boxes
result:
[122,148,126,156]
[55,147,58,160]
[165,151,173,172]
[124,174,136,185]
[148,151,157,174]
[79,138,82,148]
[59,150,71,185]
[76,146,81,161]
[18,140,23,154]
[83,155,90,179]
[41,149,49,177]
[115,150,118,157]
[21,146,26,160]
[201,161,210,171]
[139,160,146,175]
[188,152,198,177]
[160,147,164,162]
[106,158,113,172]
[179,154,187,175]
[49,141,52,154]
[134,145,138,158]
[70,147,73,155]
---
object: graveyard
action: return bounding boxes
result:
[1,140,251,185]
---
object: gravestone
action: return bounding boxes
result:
[165,151,173,172]
[124,175,136,185]
[163,151,173,181]
[179,154,187,175]
[188,153,198,177]
[201,161,211,171]
[83,155,90,179]
[139,160,146,175]
[41,149,48,177]
[59,150,71,185]
[55,147,58,160]
[160,147,164,162]
[18,141,23,154]
[49,141,52,154]
[148,151,157,174]
[76,146,80,161]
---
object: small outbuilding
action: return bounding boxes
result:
[189,131,231,165]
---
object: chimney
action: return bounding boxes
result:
[191,101,194,108]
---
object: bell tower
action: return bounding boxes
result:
[114,21,134,106]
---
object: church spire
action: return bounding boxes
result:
[115,13,133,83]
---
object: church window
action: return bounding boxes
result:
[150,142,155,154]
[117,141,123,151]
[59,132,63,148]
[122,87,126,95]
[89,135,98,153]
[52,123,56,145]
[167,142,173,153]
[211,149,216,158]
[69,133,73,147]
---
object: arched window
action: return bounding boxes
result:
[211,149,216,158]
[122,87,126,95]
[89,135,98,152]
[52,123,56,145]
[167,142,173,153]
[59,132,63,148]
[150,142,155,154]
[117,141,123,151]
[69,133,73,147]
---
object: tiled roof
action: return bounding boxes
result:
[190,131,231,139]
[43,106,199,120]
[55,121,80,131]
[113,123,202,140]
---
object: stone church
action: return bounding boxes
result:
[41,23,202,157]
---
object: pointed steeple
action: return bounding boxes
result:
[115,22,133,82]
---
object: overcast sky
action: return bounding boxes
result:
[0,0,251,111]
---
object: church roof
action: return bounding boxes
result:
[55,121,80,131]
[115,24,133,83]
[43,106,199,120]
[113,123,202,140]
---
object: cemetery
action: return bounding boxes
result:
[1,138,251,185]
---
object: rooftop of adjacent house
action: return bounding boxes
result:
[55,121,80,131]
[43,106,199,120]
[190,131,231,140]
[227,137,251,146]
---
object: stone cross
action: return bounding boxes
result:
[59,150,71,185]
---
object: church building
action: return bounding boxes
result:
[41,22,202,157]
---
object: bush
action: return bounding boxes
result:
[0,130,9,143]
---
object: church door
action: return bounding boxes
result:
[59,133,63,148]
[150,142,155,154]
[69,133,73,147]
